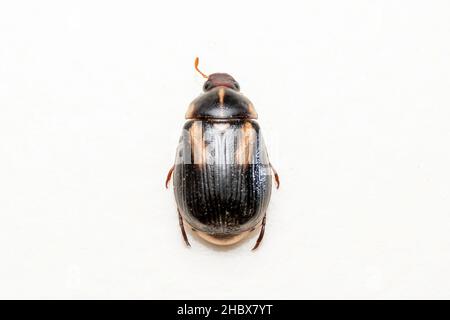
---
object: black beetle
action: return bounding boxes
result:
[166,58,279,250]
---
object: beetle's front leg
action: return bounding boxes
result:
[269,163,280,189]
[165,165,175,189]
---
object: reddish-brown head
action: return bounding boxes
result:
[195,57,241,92]
[203,73,240,91]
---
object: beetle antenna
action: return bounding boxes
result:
[194,57,208,79]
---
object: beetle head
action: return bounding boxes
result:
[195,57,240,92]
[203,73,240,92]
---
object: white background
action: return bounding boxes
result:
[0,0,449,299]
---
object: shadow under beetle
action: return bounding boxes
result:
[166,58,279,250]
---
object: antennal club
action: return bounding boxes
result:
[194,57,208,79]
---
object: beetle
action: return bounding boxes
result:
[166,58,279,250]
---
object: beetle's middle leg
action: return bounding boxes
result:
[165,165,175,189]
[177,208,191,247]
[252,215,266,250]
[269,162,280,189]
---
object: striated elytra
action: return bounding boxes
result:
[166,58,279,250]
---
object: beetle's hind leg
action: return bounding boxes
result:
[252,215,266,251]
[269,163,280,189]
[177,209,191,247]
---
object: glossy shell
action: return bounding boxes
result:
[186,87,257,120]
[173,119,272,236]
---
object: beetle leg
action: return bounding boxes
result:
[177,209,191,247]
[251,215,266,250]
[165,165,175,189]
[269,162,280,189]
